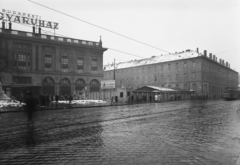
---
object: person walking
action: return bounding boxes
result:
[115,95,118,105]
[55,94,59,107]
[25,91,37,125]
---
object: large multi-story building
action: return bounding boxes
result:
[104,49,239,98]
[0,24,107,98]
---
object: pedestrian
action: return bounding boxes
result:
[55,94,59,106]
[25,91,37,125]
[19,92,24,104]
[155,95,158,102]
[69,94,73,104]
[115,95,118,105]
[111,96,114,105]
[131,95,134,104]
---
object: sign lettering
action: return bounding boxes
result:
[1,9,59,29]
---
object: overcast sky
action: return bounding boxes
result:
[1,0,240,73]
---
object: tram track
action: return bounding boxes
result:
[0,102,223,138]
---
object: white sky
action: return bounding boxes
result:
[1,0,240,73]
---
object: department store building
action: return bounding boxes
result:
[0,23,107,98]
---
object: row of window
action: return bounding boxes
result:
[44,54,98,73]
[114,73,197,85]
[105,61,197,76]
[203,60,225,71]
[13,52,99,72]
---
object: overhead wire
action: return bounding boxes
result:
[28,0,170,53]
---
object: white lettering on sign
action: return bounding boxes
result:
[101,80,115,89]
[0,9,59,29]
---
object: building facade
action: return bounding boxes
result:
[104,49,239,99]
[0,25,107,98]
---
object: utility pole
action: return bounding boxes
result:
[113,58,115,81]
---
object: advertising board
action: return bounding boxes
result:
[101,80,115,89]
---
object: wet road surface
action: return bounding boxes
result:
[0,100,240,165]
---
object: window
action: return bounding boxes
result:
[45,54,52,71]
[154,76,157,82]
[192,73,196,79]
[161,65,164,71]
[176,74,179,81]
[61,55,68,72]
[91,57,97,71]
[184,84,187,90]
[184,62,187,68]
[161,75,164,82]
[168,75,171,81]
[77,56,84,73]
[192,84,196,90]
[176,84,179,88]
[168,64,171,70]
[193,61,196,67]
[184,73,187,80]
[127,92,130,97]
[176,63,178,69]
[14,52,31,70]
[120,92,123,97]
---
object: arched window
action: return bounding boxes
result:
[90,79,100,92]
[42,77,55,95]
[75,79,86,91]
[60,78,71,95]
[60,78,70,85]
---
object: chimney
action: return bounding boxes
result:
[209,53,212,59]
[9,22,12,30]
[216,57,217,62]
[213,55,215,61]
[226,62,228,67]
[33,26,35,34]
[38,27,41,34]
[204,50,207,56]
[196,48,199,53]
[220,59,222,64]
[2,21,5,29]
[229,64,230,68]
[222,60,225,65]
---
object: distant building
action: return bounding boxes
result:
[104,49,239,99]
[0,24,107,98]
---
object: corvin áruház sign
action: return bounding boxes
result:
[0,9,59,29]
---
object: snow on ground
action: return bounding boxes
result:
[0,100,25,108]
[53,100,109,105]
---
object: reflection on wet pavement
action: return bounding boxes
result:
[0,100,240,164]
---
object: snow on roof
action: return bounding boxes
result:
[104,50,201,71]
[146,85,176,92]
[133,85,189,92]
